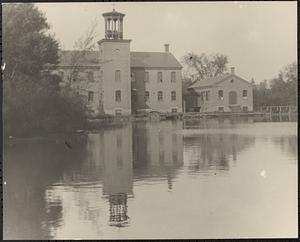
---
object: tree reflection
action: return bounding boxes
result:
[3,134,88,239]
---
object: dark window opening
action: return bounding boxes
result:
[88,91,94,102]
[115,90,121,102]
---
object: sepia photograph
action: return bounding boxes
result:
[2,1,298,240]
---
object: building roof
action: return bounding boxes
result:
[130,52,182,69]
[58,50,182,69]
[189,73,250,89]
[58,50,99,67]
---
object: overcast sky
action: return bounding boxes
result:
[36,1,297,82]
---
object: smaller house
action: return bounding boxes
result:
[187,67,253,112]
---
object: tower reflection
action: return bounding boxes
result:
[100,124,133,227]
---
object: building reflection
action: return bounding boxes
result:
[183,117,256,173]
[184,133,255,172]
[132,121,184,190]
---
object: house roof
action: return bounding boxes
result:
[130,52,182,69]
[188,73,250,89]
[58,50,182,69]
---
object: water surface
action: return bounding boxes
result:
[3,117,298,239]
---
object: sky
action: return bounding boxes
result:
[36,1,297,82]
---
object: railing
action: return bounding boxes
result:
[256,106,297,114]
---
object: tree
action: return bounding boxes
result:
[65,20,98,83]
[3,3,59,86]
[3,3,86,137]
[253,61,297,109]
[182,52,229,80]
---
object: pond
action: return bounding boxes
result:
[3,117,298,239]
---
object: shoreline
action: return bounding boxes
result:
[4,112,297,140]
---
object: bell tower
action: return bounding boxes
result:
[103,9,125,40]
[98,9,132,116]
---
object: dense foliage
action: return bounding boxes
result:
[3,3,87,137]
[253,62,297,109]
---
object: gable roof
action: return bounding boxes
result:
[189,73,251,89]
[130,52,182,69]
[57,50,182,69]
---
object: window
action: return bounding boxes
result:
[200,92,204,101]
[157,72,163,82]
[171,72,176,82]
[171,108,177,113]
[88,91,94,102]
[159,150,164,163]
[158,91,163,101]
[243,90,248,98]
[115,70,121,82]
[72,71,78,82]
[115,109,122,116]
[87,71,94,81]
[218,90,224,99]
[115,90,121,102]
[205,91,210,101]
[131,72,135,82]
[59,71,64,79]
[172,151,178,163]
[242,106,248,112]
[145,91,149,102]
[171,91,176,101]
[218,106,224,112]
[145,72,149,83]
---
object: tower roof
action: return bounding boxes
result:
[102,9,125,17]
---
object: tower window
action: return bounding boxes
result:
[131,72,135,82]
[158,91,163,101]
[243,90,248,97]
[145,91,149,102]
[115,70,121,82]
[88,91,94,102]
[157,72,163,82]
[115,90,121,102]
[171,72,176,82]
[145,72,149,83]
[171,91,176,101]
